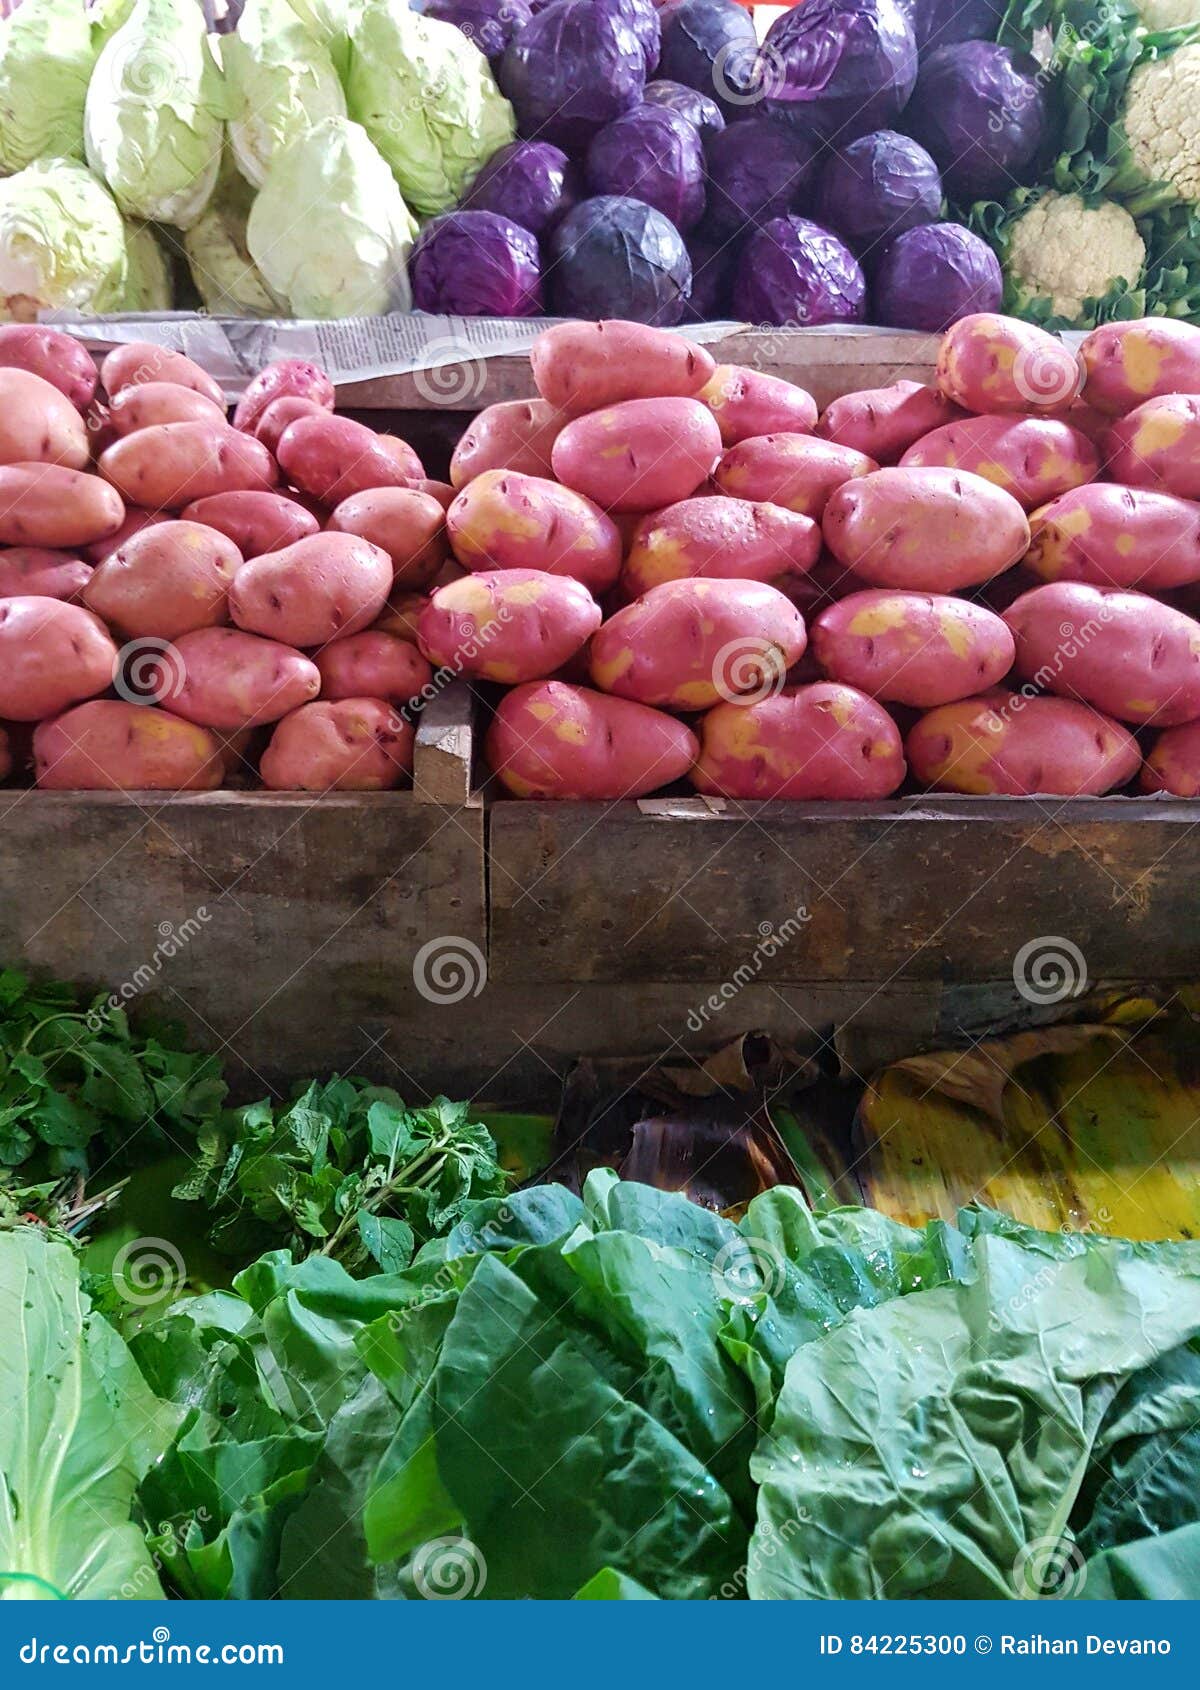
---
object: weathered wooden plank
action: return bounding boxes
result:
[488,795,1200,986]
[412,682,477,807]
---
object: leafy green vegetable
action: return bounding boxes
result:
[0,1229,177,1600]
[173,1080,510,1275]
[0,157,128,318]
[221,0,346,190]
[0,0,95,174]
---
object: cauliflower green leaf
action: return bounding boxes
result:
[969,186,1148,327]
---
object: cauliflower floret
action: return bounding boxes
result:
[1134,0,1200,28]
[1005,192,1146,321]
[1125,43,1200,203]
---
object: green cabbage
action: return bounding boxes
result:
[121,218,173,310]
[344,0,515,215]
[221,0,346,191]
[283,0,363,79]
[84,0,226,230]
[0,157,128,321]
[247,116,416,318]
[0,0,96,175]
[185,165,284,317]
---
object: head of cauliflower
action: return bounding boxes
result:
[1124,43,1200,206]
[1005,191,1146,323]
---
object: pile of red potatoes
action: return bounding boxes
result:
[4,311,1200,799]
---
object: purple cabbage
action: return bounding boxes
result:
[595,0,662,73]
[461,140,579,235]
[704,117,816,239]
[409,211,543,316]
[897,0,1005,51]
[586,105,706,231]
[813,130,942,261]
[643,78,726,142]
[762,0,918,147]
[872,221,1002,330]
[658,0,760,118]
[546,194,692,324]
[499,0,647,151]
[905,42,1049,199]
[733,215,867,327]
[683,230,737,322]
[423,0,532,66]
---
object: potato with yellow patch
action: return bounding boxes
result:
[0,596,117,721]
[531,320,714,416]
[0,465,124,550]
[906,690,1139,795]
[899,415,1098,511]
[698,365,817,445]
[259,699,414,791]
[1024,484,1200,590]
[327,487,447,589]
[418,570,601,683]
[151,628,321,729]
[1081,318,1200,415]
[1142,721,1200,795]
[811,591,1015,708]
[449,398,563,488]
[714,434,876,519]
[1103,394,1200,498]
[1004,581,1200,726]
[316,631,433,704]
[34,701,224,791]
[551,398,722,513]
[692,683,905,799]
[621,496,820,598]
[0,369,91,469]
[84,521,241,640]
[590,579,807,712]
[486,681,698,799]
[446,470,621,593]
[99,423,277,510]
[816,380,963,464]
[936,313,1083,415]
[374,591,428,645]
[230,533,392,649]
[823,467,1030,591]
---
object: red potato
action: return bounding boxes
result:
[33,700,224,791]
[84,400,118,459]
[1141,721,1200,795]
[108,381,227,438]
[816,380,963,464]
[81,508,167,565]
[416,479,455,511]
[1004,581,1200,726]
[1024,484,1200,591]
[446,469,622,593]
[316,631,433,703]
[254,395,328,455]
[374,591,428,644]
[698,365,818,445]
[276,413,422,506]
[83,520,241,640]
[151,628,321,729]
[823,467,1030,591]
[0,324,97,410]
[936,313,1083,415]
[531,320,715,416]
[101,342,224,409]
[1104,394,1200,499]
[1063,399,1112,445]
[1080,318,1200,416]
[449,398,563,488]
[418,570,601,683]
[906,690,1139,795]
[811,590,1015,708]
[181,491,320,559]
[714,434,876,520]
[99,423,277,510]
[552,398,722,513]
[0,548,91,603]
[0,465,124,549]
[230,532,392,648]
[259,698,414,791]
[899,414,1098,511]
[621,496,820,598]
[487,680,698,799]
[232,358,335,433]
[691,683,905,799]
[590,579,807,711]
[0,369,90,469]
[0,596,117,721]
[326,487,447,588]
